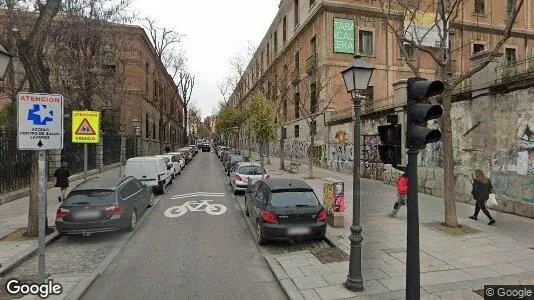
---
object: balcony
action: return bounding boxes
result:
[306,53,317,74]
[495,56,534,84]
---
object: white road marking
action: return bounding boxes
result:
[164,200,227,218]
[171,193,226,200]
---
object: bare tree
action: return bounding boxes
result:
[142,17,184,74]
[8,0,62,237]
[378,0,525,227]
[177,71,195,144]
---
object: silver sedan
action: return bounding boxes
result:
[230,162,269,194]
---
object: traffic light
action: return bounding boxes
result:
[377,116,401,165]
[406,77,444,150]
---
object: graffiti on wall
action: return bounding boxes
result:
[271,140,326,166]
[327,131,353,174]
[492,118,534,176]
[362,134,385,181]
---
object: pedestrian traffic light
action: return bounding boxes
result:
[406,77,444,150]
[377,115,401,165]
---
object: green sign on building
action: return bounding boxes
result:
[333,18,355,54]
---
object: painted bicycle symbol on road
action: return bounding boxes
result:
[164,200,227,218]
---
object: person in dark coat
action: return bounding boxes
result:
[469,169,496,225]
[54,162,70,202]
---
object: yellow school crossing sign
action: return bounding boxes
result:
[72,111,100,143]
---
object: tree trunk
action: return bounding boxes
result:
[183,107,188,146]
[25,153,40,236]
[259,140,265,177]
[247,128,252,157]
[442,89,459,227]
[308,134,315,178]
[280,137,285,170]
[266,142,270,164]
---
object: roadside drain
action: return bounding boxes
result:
[310,245,350,263]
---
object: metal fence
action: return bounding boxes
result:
[0,130,33,193]
[62,131,97,174]
[103,134,121,165]
[125,136,138,160]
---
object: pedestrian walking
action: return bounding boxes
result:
[469,169,496,225]
[389,173,408,217]
[54,162,70,202]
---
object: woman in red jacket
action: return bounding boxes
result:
[389,173,408,217]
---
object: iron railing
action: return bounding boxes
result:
[495,56,534,84]
[125,136,138,160]
[103,134,121,165]
[61,131,97,174]
[0,130,33,193]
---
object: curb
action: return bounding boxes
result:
[0,231,62,277]
[63,190,165,300]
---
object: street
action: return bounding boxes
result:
[82,152,286,299]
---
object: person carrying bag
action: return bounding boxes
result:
[469,169,496,225]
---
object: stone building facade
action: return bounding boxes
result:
[0,13,185,155]
[230,0,534,218]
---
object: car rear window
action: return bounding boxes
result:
[230,155,244,162]
[270,191,319,208]
[64,190,117,205]
[238,165,263,175]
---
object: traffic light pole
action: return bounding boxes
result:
[345,93,364,292]
[406,148,420,300]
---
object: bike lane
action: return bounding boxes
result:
[83,152,286,299]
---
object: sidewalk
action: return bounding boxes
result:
[0,166,123,272]
[250,153,534,299]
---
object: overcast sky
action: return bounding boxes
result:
[132,0,280,119]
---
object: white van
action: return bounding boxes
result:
[124,156,173,194]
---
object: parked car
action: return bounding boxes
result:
[225,154,246,175]
[155,154,181,178]
[55,176,154,235]
[188,145,198,156]
[244,178,327,245]
[124,156,173,194]
[230,162,269,194]
[201,143,211,152]
[218,147,229,159]
[178,148,192,164]
[167,152,185,171]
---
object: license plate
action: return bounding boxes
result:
[76,211,101,219]
[288,227,311,235]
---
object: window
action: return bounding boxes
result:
[309,0,315,8]
[283,16,287,42]
[64,190,116,205]
[270,191,319,208]
[473,43,485,54]
[359,30,374,55]
[310,120,316,136]
[294,0,299,28]
[294,91,300,118]
[283,97,288,119]
[310,36,317,55]
[145,63,149,93]
[267,42,270,62]
[120,181,139,200]
[310,83,317,113]
[274,30,278,53]
[505,48,517,65]
[364,86,374,102]
[145,113,150,138]
[152,119,156,139]
[282,127,287,139]
[295,51,300,72]
[295,125,300,138]
[506,0,516,18]
[474,0,485,14]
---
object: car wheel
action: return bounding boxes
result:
[127,210,137,232]
[256,222,266,245]
[148,192,155,207]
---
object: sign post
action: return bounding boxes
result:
[17,93,64,284]
[71,111,101,180]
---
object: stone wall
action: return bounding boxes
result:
[269,87,534,218]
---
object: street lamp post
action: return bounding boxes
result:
[341,55,374,292]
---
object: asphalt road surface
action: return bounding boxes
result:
[83,151,286,300]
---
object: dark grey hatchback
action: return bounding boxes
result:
[244,178,326,245]
[55,176,155,235]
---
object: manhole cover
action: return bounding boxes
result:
[310,246,349,263]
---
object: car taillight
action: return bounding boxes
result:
[167,162,173,168]
[317,209,327,222]
[260,210,278,224]
[235,174,242,182]
[105,204,125,218]
[56,208,69,219]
